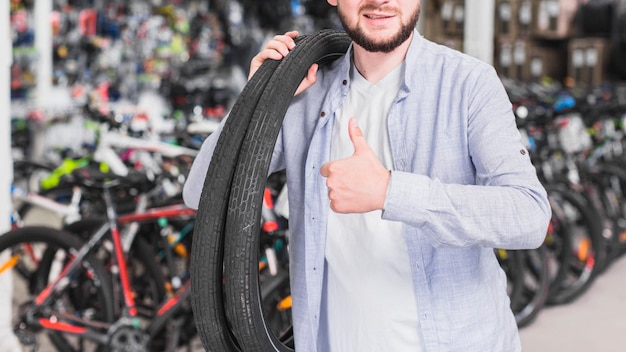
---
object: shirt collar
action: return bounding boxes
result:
[334,29,425,93]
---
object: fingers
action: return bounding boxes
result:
[268,31,299,55]
[248,31,319,95]
[319,118,389,213]
[305,63,318,82]
[248,31,299,80]
[320,161,330,178]
[320,162,336,197]
[320,162,339,210]
[295,63,318,96]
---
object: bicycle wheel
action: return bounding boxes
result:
[542,206,573,305]
[0,226,114,352]
[222,29,350,352]
[545,184,604,305]
[495,248,525,320]
[259,267,293,348]
[511,246,550,327]
[591,163,626,265]
[64,218,197,350]
[132,220,198,350]
[63,219,167,316]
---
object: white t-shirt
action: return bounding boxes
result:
[321,62,425,351]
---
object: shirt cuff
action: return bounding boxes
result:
[381,170,430,225]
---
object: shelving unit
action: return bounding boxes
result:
[424,0,626,87]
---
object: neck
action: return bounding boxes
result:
[352,31,413,84]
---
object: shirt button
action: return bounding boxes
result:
[320,111,326,117]
[342,79,347,85]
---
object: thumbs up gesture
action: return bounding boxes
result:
[320,117,391,213]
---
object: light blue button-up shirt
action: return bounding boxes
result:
[184,30,551,352]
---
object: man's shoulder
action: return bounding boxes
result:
[418,35,490,70]
[406,33,496,88]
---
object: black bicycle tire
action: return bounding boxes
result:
[259,267,293,348]
[512,246,550,327]
[544,184,604,305]
[0,226,115,351]
[541,199,574,306]
[575,165,621,273]
[592,162,626,263]
[495,248,525,322]
[223,29,351,352]
[190,58,282,351]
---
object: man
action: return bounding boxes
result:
[184,0,551,350]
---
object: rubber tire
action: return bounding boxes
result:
[512,246,550,327]
[495,248,525,320]
[191,29,350,352]
[544,184,604,305]
[190,52,282,352]
[222,29,351,352]
[592,162,626,264]
[541,203,574,306]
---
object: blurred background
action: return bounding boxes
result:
[2,0,626,351]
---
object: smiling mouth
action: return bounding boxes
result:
[364,14,392,19]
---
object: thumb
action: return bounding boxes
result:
[348,117,368,154]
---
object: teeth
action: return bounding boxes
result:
[366,15,385,19]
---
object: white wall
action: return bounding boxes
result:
[0,0,21,350]
[35,0,53,107]
[0,0,12,235]
[464,0,495,65]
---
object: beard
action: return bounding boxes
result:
[339,6,420,53]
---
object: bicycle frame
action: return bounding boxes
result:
[26,185,196,346]
[11,184,83,227]
[94,122,198,177]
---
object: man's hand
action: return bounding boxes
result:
[320,118,391,213]
[248,30,318,96]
